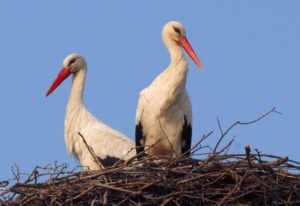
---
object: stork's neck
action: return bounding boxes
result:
[153,37,188,114]
[68,69,86,108]
[165,37,186,69]
[64,68,87,155]
[161,37,188,91]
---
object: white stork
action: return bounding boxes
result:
[46,53,135,170]
[135,21,203,157]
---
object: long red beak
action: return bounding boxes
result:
[45,67,72,97]
[178,36,203,69]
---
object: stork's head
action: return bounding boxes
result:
[163,21,186,42]
[63,53,86,73]
[45,53,87,97]
[162,21,203,69]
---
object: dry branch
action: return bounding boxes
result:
[78,132,104,170]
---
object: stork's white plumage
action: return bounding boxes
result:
[46,54,135,170]
[135,21,203,157]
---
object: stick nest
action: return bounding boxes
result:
[1,108,300,205]
[1,150,300,205]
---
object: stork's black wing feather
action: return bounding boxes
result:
[181,115,192,156]
[135,122,145,154]
[98,156,121,167]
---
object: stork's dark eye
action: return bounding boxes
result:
[69,58,76,66]
[173,27,181,35]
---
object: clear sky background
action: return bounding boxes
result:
[1,1,299,179]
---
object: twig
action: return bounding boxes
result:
[185,131,214,156]
[157,116,178,157]
[125,138,162,165]
[213,107,279,154]
[245,144,252,168]
[78,132,104,170]
[96,183,140,195]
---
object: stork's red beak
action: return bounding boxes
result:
[178,36,203,69]
[45,67,72,97]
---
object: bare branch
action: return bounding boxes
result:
[213,107,280,154]
[78,132,104,170]
[157,116,178,157]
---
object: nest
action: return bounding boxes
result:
[1,152,300,205]
[1,108,300,205]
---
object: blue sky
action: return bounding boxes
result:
[1,1,300,179]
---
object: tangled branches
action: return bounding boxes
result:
[1,108,300,205]
[1,152,300,205]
